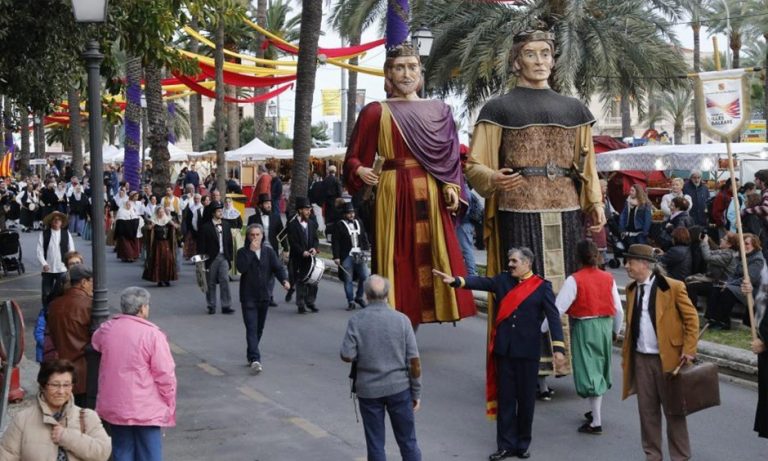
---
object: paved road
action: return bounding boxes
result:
[3,229,766,460]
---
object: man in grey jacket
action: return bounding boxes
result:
[340,275,422,461]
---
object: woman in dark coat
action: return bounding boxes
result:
[19,184,40,232]
[659,227,692,281]
[619,184,652,245]
[749,266,768,438]
[113,197,143,262]
[142,207,178,286]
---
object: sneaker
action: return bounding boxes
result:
[537,389,554,401]
[578,422,602,435]
[346,302,356,311]
[354,298,367,308]
[250,361,263,374]
[307,305,319,313]
[222,308,235,315]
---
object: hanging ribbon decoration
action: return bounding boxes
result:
[172,48,297,76]
[196,62,297,87]
[183,26,298,67]
[172,72,294,104]
[262,37,386,59]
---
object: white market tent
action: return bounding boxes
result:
[596,143,768,176]
[226,137,284,161]
[143,143,197,162]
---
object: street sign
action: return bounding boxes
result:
[743,120,767,143]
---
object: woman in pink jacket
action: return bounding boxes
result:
[92,286,176,461]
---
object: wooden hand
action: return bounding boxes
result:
[492,168,524,192]
[357,166,380,186]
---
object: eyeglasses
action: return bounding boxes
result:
[46,382,73,390]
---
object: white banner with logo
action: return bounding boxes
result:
[694,69,751,138]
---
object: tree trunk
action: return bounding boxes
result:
[290,0,322,212]
[764,33,768,136]
[0,97,4,149]
[189,16,203,152]
[692,17,701,144]
[345,31,361,145]
[19,105,30,175]
[124,55,143,192]
[620,93,632,138]
[226,85,239,149]
[145,62,171,197]
[731,32,741,69]
[34,113,45,175]
[68,87,83,177]
[674,122,683,145]
[215,19,227,195]
[3,98,12,153]
[252,0,268,139]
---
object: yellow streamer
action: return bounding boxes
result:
[243,17,384,77]
[183,26,298,67]
[172,48,296,76]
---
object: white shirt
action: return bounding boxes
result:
[555,274,624,334]
[635,275,659,354]
[36,228,75,274]
[214,220,224,254]
[261,213,270,245]
[660,192,693,216]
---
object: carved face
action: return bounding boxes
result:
[515,41,553,88]
[385,56,421,98]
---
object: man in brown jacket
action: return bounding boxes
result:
[622,244,699,461]
[48,265,93,407]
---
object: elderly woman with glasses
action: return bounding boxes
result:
[0,360,111,461]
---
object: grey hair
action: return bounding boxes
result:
[364,275,390,302]
[246,223,264,235]
[120,287,151,315]
[507,247,535,265]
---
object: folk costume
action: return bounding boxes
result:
[67,186,89,236]
[183,199,203,260]
[114,201,144,262]
[287,198,320,313]
[197,203,234,314]
[142,211,178,286]
[467,34,602,377]
[451,271,564,457]
[223,201,244,278]
[332,202,371,310]
[555,267,624,432]
[344,98,476,326]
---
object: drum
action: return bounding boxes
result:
[301,256,325,285]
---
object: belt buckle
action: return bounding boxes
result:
[545,161,558,181]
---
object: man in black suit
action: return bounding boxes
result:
[332,202,370,310]
[197,202,234,315]
[287,197,320,314]
[247,193,288,306]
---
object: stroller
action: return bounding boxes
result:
[0,230,25,276]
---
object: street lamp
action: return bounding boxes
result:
[72,0,108,410]
[268,100,277,146]
[411,26,434,99]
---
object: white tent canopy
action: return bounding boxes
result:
[596,142,768,172]
[143,143,194,162]
[225,137,284,161]
[88,144,123,163]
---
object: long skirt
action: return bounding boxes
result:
[69,215,86,236]
[756,351,768,438]
[143,240,178,283]
[116,237,141,261]
[20,208,34,229]
[183,231,197,260]
[571,317,613,398]
[229,229,245,277]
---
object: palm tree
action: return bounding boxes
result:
[67,86,84,177]
[421,0,687,113]
[662,87,693,144]
[189,15,204,151]
[145,62,172,195]
[215,17,227,195]
[745,0,768,122]
[706,0,750,69]
[124,55,143,192]
[290,0,323,211]
[681,0,704,142]
[252,0,268,138]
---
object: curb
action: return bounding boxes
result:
[316,242,758,383]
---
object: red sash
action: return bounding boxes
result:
[486,275,543,418]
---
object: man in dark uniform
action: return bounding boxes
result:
[322,165,343,240]
[332,202,370,310]
[434,247,565,460]
[287,197,319,314]
[248,193,288,306]
[197,202,234,315]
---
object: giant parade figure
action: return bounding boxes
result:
[466,29,605,379]
[343,0,476,327]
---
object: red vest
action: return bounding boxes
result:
[568,267,616,318]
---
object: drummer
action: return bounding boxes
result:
[287,197,320,314]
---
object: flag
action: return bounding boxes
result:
[321,89,341,116]
[695,69,750,138]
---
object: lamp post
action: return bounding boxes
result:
[411,26,434,99]
[268,100,277,146]
[72,0,108,410]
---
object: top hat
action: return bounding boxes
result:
[340,202,355,214]
[43,211,69,229]
[257,193,271,205]
[209,202,224,211]
[625,244,658,262]
[295,197,311,210]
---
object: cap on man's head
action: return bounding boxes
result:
[69,265,93,283]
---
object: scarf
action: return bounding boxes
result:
[223,206,241,220]
[151,213,172,227]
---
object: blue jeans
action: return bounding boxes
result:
[110,425,162,461]
[455,221,477,276]
[358,389,421,461]
[342,255,369,303]
[241,301,269,362]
